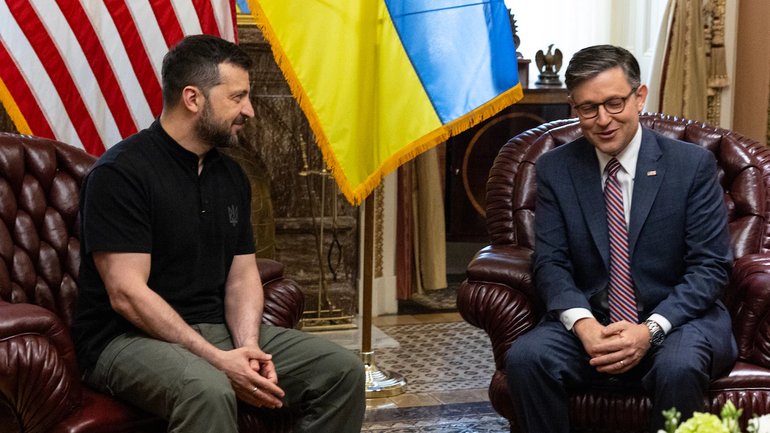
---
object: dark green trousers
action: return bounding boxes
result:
[85,323,365,433]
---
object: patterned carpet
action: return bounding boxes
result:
[373,321,494,393]
[363,401,509,433]
[408,287,459,312]
[362,321,510,432]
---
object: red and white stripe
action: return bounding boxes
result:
[605,158,639,324]
[0,0,236,156]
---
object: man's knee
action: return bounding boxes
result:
[328,347,365,388]
[651,357,709,390]
[165,359,238,433]
[505,336,545,378]
[176,359,237,411]
[648,331,711,391]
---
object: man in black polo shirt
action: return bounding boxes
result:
[72,35,365,433]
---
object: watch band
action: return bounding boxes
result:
[644,320,665,346]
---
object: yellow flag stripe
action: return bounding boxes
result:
[248,0,361,201]
[250,1,523,204]
[367,83,524,202]
[0,76,32,135]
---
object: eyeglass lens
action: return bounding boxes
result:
[575,88,636,119]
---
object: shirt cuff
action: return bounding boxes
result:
[647,313,672,334]
[559,308,594,331]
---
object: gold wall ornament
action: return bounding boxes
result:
[705,0,727,126]
[375,184,384,279]
[707,93,721,127]
[705,0,729,89]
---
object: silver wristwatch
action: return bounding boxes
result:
[644,320,665,346]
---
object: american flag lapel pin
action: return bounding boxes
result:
[647,170,657,176]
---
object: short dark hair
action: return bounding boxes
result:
[161,35,253,108]
[564,45,641,92]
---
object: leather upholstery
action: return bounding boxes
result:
[0,132,305,433]
[457,113,770,432]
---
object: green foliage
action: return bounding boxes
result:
[673,413,728,433]
[662,408,683,433]
[659,401,743,433]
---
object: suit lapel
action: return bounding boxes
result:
[628,129,664,255]
[568,139,610,267]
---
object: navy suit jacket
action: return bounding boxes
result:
[532,127,737,375]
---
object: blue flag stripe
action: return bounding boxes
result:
[384,0,519,124]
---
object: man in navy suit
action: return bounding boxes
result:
[505,45,737,432]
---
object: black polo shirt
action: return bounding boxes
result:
[72,120,255,371]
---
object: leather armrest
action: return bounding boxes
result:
[0,302,81,433]
[457,245,543,368]
[257,259,305,329]
[725,254,770,368]
[256,258,284,284]
[465,245,538,301]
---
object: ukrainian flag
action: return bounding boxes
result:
[250,0,522,205]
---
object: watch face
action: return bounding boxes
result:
[651,330,665,346]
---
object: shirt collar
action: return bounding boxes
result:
[150,120,222,167]
[596,124,642,178]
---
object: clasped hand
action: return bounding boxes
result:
[574,318,651,374]
[214,346,285,409]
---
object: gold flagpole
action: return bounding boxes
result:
[361,189,406,398]
[358,0,403,398]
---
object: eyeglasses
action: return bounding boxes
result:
[572,88,638,119]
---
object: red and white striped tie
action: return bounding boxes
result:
[605,158,638,323]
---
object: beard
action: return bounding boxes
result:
[195,102,243,148]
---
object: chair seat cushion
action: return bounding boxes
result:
[50,388,165,433]
[711,361,770,390]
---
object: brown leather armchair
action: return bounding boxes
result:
[457,113,770,432]
[0,132,305,433]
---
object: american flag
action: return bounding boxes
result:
[0,1,237,156]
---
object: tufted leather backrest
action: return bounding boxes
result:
[486,113,770,261]
[0,133,95,329]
